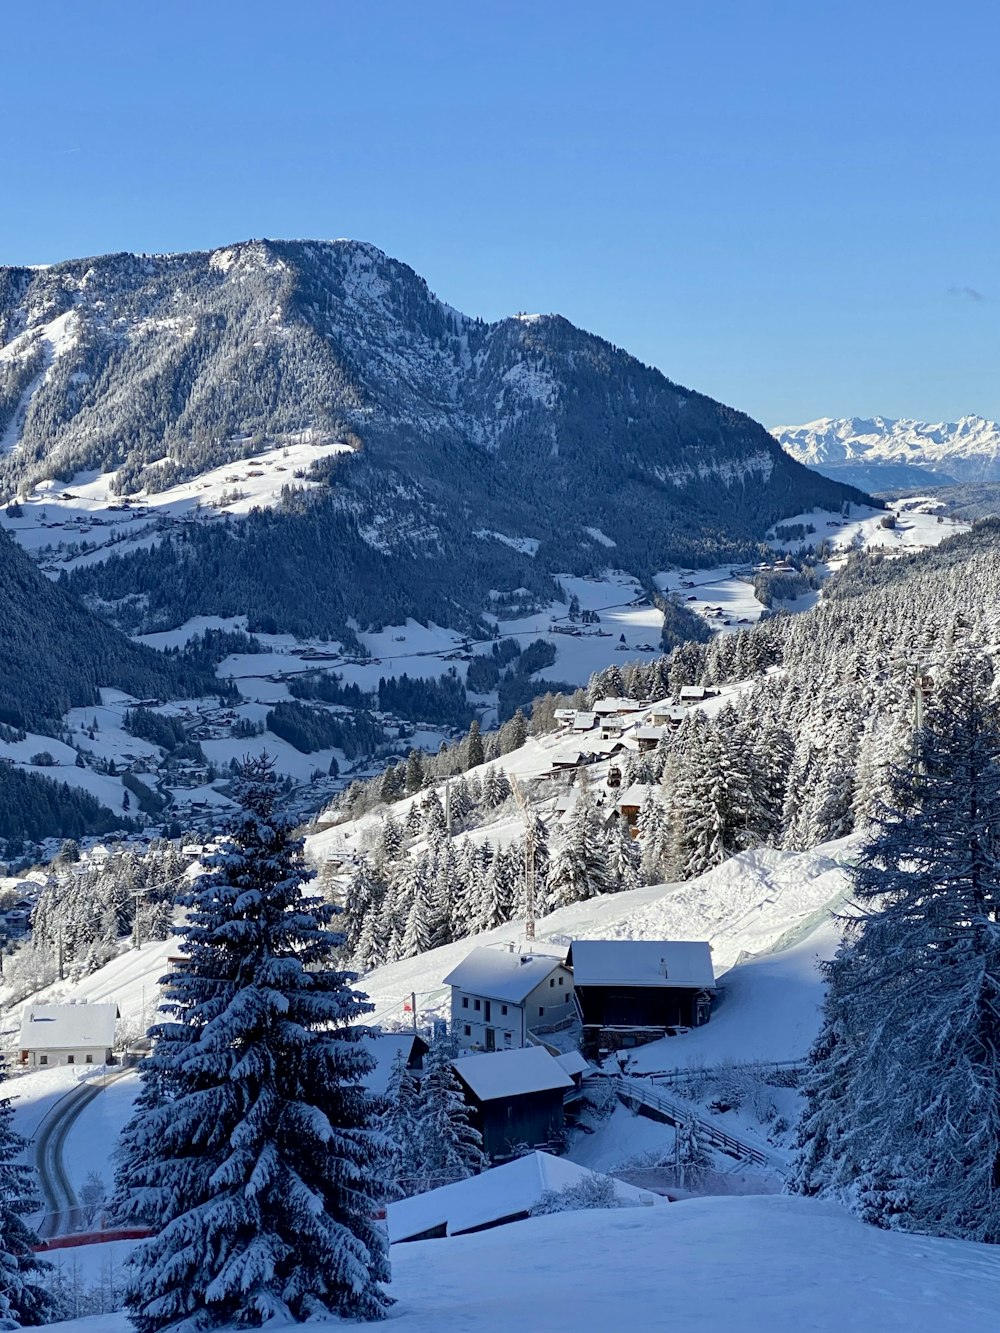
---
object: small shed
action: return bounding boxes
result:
[452,1047,573,1162]
[567,939,715,1058]
[387,1150,662,1242]
[19,1001,119,1068]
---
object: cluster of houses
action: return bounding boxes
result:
[364,934,716,1236]
[545,691,716,784]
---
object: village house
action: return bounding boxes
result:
[444,946,574,1051]
[19,1000,119,1068]
[571,711,597,733]
[679,685,714,703]
[387,1150,661,1242]
[567,939,716,1058]
[649,702,688,728]
[592,697,645,719]
[634,725,668,752]
[616,781,656,833]
[451,1046,574,1161]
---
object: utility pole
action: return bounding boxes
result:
[511,777,535,942]
[411,991,418,1036]
[57,927,64,982]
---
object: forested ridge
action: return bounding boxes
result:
[2,238,866,639]
[0,530,221,733]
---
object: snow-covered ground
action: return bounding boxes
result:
[0,441,350,573]
[39,1193,1000,1333]
[769,498,970,566]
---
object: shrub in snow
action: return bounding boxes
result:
[789,653,1000,1243]
[531,1173,624,1215]
[114,755,392,1328]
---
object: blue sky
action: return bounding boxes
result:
[3,1,997,425]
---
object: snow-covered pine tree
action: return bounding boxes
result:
[381,1049,422,1199]
[607,814,641,893]
[0,1059,52,1329]
[117,756,392,1328]
[414,1041,488,1190]
[789,653,1000,1242]
[637,791,671,884]
[545,796,610,910]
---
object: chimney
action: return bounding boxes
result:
[659,958,669,978]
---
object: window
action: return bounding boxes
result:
[39,1055,48,1066]
[538,1007,545,1017]
[474,999,481,1011]
[504,1032,512,1045]
[558,976,564,986]
[85,1054,93,1064]
[464,1025,471,1037]
[462,997,469,1009]
[67,1055,75,1064]
[501,1004,508,1016]
[549,978,555,987]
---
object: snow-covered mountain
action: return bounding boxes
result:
[772,415,1000,490]
[0,240,864,642]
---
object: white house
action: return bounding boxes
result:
[444,946,575,1051]
[19,1001,119,1068]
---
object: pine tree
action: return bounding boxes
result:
[607,815,641,893]
[0,1060,52,1329]
[116,756,392,1328]
[381,1050,422,1199]
[414,1041,488,1190]
[546,797,610,910]
[789,654,1000,1242]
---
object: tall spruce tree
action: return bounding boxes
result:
[789,653,1000,1242]
[0,1061,52,1329]
[414,1041,488,1190]
[116,756,391,1328]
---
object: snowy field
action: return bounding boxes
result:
[769,498,971,566]
[0,441,350,573]
[38,1194,1000,1333]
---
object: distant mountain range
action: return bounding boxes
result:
[1,239,865,640]
[772,416,1000,491]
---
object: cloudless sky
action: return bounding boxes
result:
[3,1,998,425]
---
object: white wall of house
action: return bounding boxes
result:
[451,965,575,1050]
[22,1046,112,1068]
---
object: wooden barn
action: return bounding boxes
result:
[452,1048,573,1162]
[567,940,716,1058]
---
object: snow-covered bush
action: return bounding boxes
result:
[530,1173,624,1215]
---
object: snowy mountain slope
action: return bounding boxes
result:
[773,415,1000,487]
[37,1193,1000,1333]
[0,239,866,644]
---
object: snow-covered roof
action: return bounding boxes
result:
[635,726,667,741]
[617,782,655,811]
[387,1150,661,1242]
[593,698,645,715]
[679,686,708,700]
[567,940,715,990]
[453,1047,574,1102]
[572,712,597,730]
[443,947,567,1004]
[355,1031,425,1096]
[556,1050,590,1080]
[19,1001,119,1050]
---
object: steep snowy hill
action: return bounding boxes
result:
[773,415,1000,489]
[1,239,864,639]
